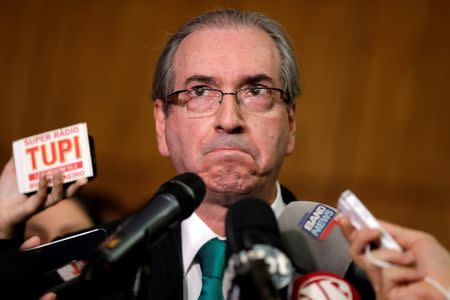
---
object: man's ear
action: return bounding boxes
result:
[286,103,296,155]
[154,99,170,157]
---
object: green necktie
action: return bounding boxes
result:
[196,238,226,300]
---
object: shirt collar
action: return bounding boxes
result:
[271,181,287,217]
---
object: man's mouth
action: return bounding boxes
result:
[202,136,255,156]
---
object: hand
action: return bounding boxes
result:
[0,157,88,239]
[339,215,450,300]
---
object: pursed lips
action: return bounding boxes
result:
[201,139,256,159]
[208,147,247,155]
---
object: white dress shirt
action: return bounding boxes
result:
[181,182,287,300]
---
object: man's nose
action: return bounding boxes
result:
[214,94,245,133]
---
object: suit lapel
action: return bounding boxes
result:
[280,184,297,205]
[138,224,184,300]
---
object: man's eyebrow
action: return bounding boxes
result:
[185,75,217,86]
[184,74,274,87]
[239,74,274,86]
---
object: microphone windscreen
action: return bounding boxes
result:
[278,201,351,276]
[226,197,281,254]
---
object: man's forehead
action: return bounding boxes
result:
[173,26,282,87]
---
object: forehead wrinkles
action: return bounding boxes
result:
[172,27,281,88]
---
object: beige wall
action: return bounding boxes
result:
[1,1,449,247]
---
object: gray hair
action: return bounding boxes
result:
[152,8,301,113]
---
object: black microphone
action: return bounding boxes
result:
[83,172,205,279]
[278,201,375,299]
[225,198,294,300]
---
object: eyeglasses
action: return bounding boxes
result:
[166,87,288,118]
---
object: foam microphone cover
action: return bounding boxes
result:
[226,197,282,253]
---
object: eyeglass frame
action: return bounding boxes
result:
[165,86,290,117]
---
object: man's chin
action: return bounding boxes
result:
[204,173,255,195]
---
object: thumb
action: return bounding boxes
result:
[20,235,41,250]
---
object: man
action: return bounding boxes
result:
[1,9,298,300]
[0,9,371,300]
[142,8,299,300]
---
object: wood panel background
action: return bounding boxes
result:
[1,0,449,247]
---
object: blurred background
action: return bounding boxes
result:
[1,0,449,247]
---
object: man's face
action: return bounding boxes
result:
[154,26,296,201]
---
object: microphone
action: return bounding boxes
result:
[278,201,350,276]
[225,198,294,300]
[278,201,375,299]
[289,272,361,300]
[83,172,205,279]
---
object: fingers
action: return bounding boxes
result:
[378,221,419,248]
[20,235,41,250]
[24,173,50,216]
[338,215,414,267]
[382,265,424,285]
[34,173,49,207]
[337,215,354,240]
[25,170,82,217]
[349,227,381,256]
[46,170,63,207]
[65,177,88,197]
[337,215,381,252]
[376,266,424,299]
[368,248,416,267]
[39,292,57,300]
[38,170,88,208]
